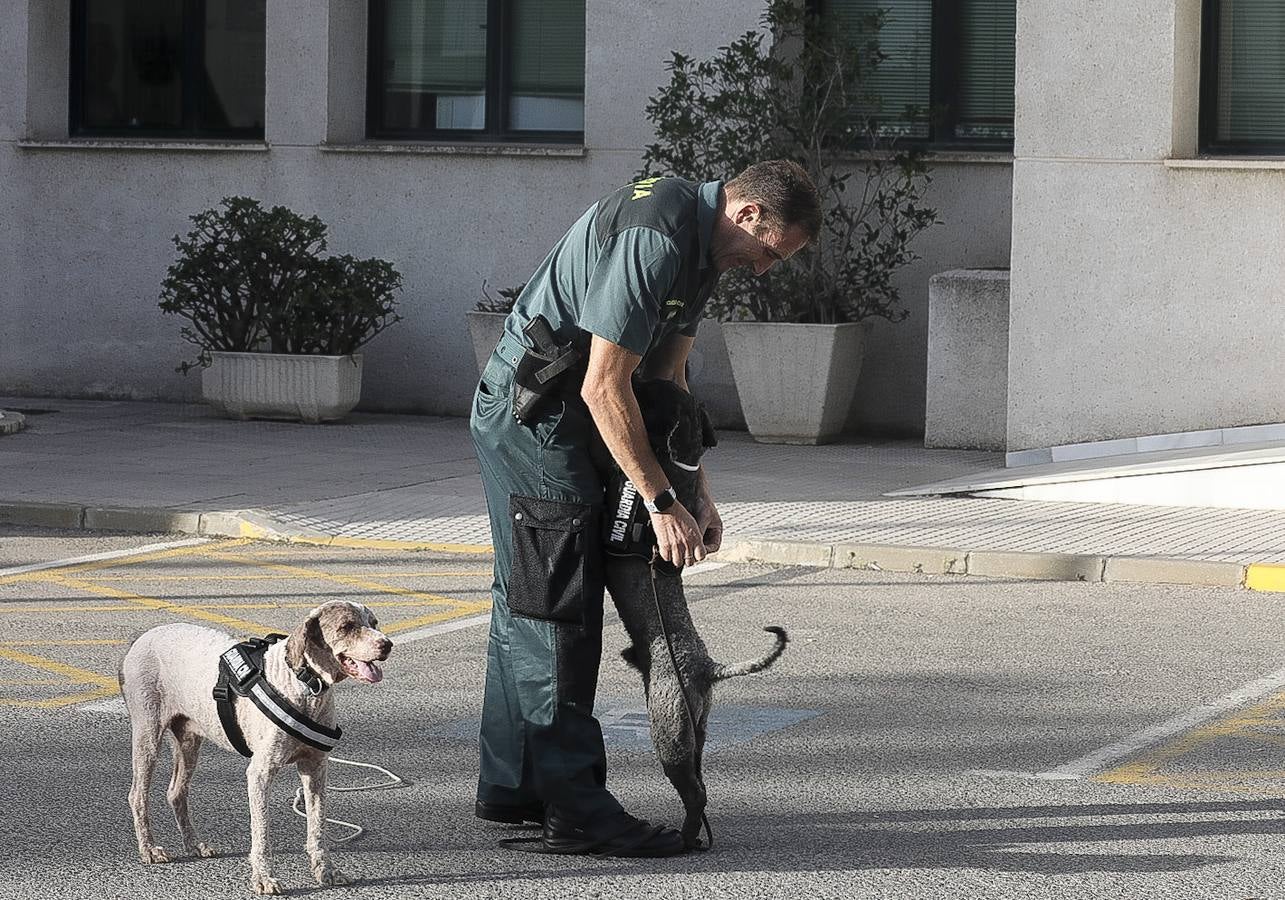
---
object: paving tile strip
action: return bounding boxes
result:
[4,495,1284,593]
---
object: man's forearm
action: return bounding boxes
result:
[582,378,671,502]
[583,334,708,565]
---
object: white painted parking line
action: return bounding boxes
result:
[80,696,126,716]
[396,613,493,645]
[971,662,1285,781]
[0,538,210,578]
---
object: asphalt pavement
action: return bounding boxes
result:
[5,528,1285,899]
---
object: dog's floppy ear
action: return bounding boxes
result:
[698,402,717,449]
[286,605,325,671]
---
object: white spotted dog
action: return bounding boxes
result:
[120,600,392,895]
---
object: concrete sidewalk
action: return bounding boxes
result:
[3,396,1285,591]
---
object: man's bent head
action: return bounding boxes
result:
[712,160,821,275]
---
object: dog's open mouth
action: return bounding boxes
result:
[338,654,383,684]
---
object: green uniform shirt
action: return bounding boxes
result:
[502,177,722,364]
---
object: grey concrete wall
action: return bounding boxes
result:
[1,0,1013,438]
[1006,0,1285,451]
[925,269,1010,450]
[851,158,1013,436]
[1,2,26,396]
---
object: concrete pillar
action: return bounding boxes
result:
[265,0,330,147]
[925,269,1009,450]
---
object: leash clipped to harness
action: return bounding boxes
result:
[213,634,342,758]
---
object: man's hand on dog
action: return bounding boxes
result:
[653,502,707,567]
[697,502,723,554]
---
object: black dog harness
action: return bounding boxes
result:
[212,634,342,758]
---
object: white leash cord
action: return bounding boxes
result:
[289,756,407,844]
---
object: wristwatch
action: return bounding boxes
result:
[643,487,676,514]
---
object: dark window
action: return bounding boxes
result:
[367,0,585,142]
[1200,0,1285,154]
[70,0,265,139]
[823,0,1015,150]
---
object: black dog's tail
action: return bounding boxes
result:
[711,627,788,682]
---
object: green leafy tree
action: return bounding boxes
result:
[641,0,939,323]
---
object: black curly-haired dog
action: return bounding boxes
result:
[602,379,788,850]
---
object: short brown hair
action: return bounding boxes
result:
[725,160,822,242]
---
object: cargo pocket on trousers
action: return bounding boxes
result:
[507,494,600,626]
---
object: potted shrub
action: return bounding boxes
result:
[641,0,939,443]
[465,282,524,376]
[159,197,402,423]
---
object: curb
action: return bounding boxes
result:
[0,501,492,556]
[710,538,1270,591]
[0,500,1280,592]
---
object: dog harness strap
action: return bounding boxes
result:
[212,635,342,757]
[215,681,253,758]
[243,681,342,753]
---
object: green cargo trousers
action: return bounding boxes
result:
[469,345,624,824]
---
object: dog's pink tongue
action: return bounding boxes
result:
[353,659,383,684]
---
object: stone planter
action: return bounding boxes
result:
[465,310,509,375]
[202,351,363,424]
[688,319,745,430]
[721,321,870,444]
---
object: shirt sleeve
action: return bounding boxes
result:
[577,227,680,357]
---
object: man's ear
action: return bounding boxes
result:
[731,201,761,226]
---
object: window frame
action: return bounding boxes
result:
[818,0,1015,153]
[365,0,585,145]
[68,0,265,140]
[1198,0,1285,156]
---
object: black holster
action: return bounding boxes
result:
[511,315,586,424]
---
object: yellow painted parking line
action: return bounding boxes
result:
[0,604,150,614]
[1095,691,1285,785]
[214,553,473,608]
[292,535,492,554]
[183,597,487,611]
[7,686,118,709]
[0,639,125,646]
[0,647,118,689]
[0,538,254,585]
[1094,770,1285,791]
[45,575,273,635]
[80,571,493,581]
[0,678,84,685]
[0,598,478,614]
[381,603,492,635]
[230,522,491,554]
[1246,564,1285,593]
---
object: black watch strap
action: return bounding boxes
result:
[645,487,676,514]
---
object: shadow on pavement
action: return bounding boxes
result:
[348,801,1285,886]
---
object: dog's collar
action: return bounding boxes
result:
[292,661,328,696]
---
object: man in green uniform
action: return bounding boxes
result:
[470,160,821,856]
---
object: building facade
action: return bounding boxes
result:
[1,0,1015,439]
[1008,0,1285,452]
